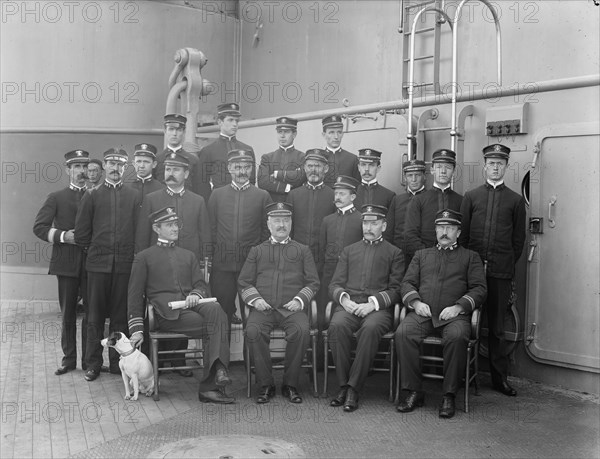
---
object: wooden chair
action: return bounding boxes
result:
[322,302,400,402]
[147,303,204,401]
[243,301,319,398]
[395,306,482,413]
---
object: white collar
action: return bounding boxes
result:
[408,185,425,196]
[433,182,452,192]
[487,179,504,188]
[338,204,354,214]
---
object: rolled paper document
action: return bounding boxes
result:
[168,298,218,309]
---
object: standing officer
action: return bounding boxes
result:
[316,175,363,368]
[386,159,427,265]
[195,103,256,201]
[321,115,361,188]
[286,149,336,269]
[75,148,141,381]
[208,149,272,323]
[130,143,163,205]
[354,148,396,210]
[257,116,305,202]
[155,114,199,191]
[327,205,404,412]
[459,144,526,397]
[128,207,234,404]
[33,149,90,375]
[396,209,487,418]
[136,151,211,263]
[404,149,463,263]
[86,158,104,189]
[239,202,320,404]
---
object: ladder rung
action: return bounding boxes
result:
[402,82,434,89]
[404,26,435,36]
[419,126,452,132]
[403,55,434,62]
[422,372,444,380]
[405,1,436,10]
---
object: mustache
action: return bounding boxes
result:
[165,176,177,182]
[440,235,450,239]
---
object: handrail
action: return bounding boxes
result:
[451,0,502,151]
[3,75,597,135]
[407,6,453,160]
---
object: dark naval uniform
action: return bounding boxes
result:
[129,176,164,207]
[75,177,141,373]
[208,182,272,320]
[286,182,336,268]
[239,237,320,389]
[404,185,463,261]
[257,145,305,202]
[396,243,487,395]
[328,236,404,393]
[318,206,363,296]
[323,148,360,188]
[386,186,426,262]
[460,179,526,388]
[354,181,396,210]
[33,181,88,370]
[135,187,211,261]
[127,241,230,389]
[194,135,256,201]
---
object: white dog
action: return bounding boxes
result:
[101,332,155,401]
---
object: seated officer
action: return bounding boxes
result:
[238,202,320,404]
[395,209,487,418]
[328,205,404,412]
[127,207,234,404]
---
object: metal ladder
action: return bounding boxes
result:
[403,0,503,161]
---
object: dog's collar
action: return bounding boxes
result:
[119,347,137,358]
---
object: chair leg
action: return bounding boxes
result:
[473,342,480,396]
[245,343,252,398]
[465,347,472,413]
[151,337,160,401]
[395,361,401,404]
[388,338,395,402]
[322,335,329,397]
[312,334,319,398]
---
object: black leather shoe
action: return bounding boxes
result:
[396,391,425,413]
[494,380,517,396]
[55,365,76,376]
[198,390,235,404]
[439,394,456,419]
[109,367,121,375]
[215,368,231,386]
[256,385,276,404]
[282,385,303,403]
[330,387,348,407]
[343,387,359,412]
[100,366,110,373]
[175,369,194,377]
[84,369,100,381]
